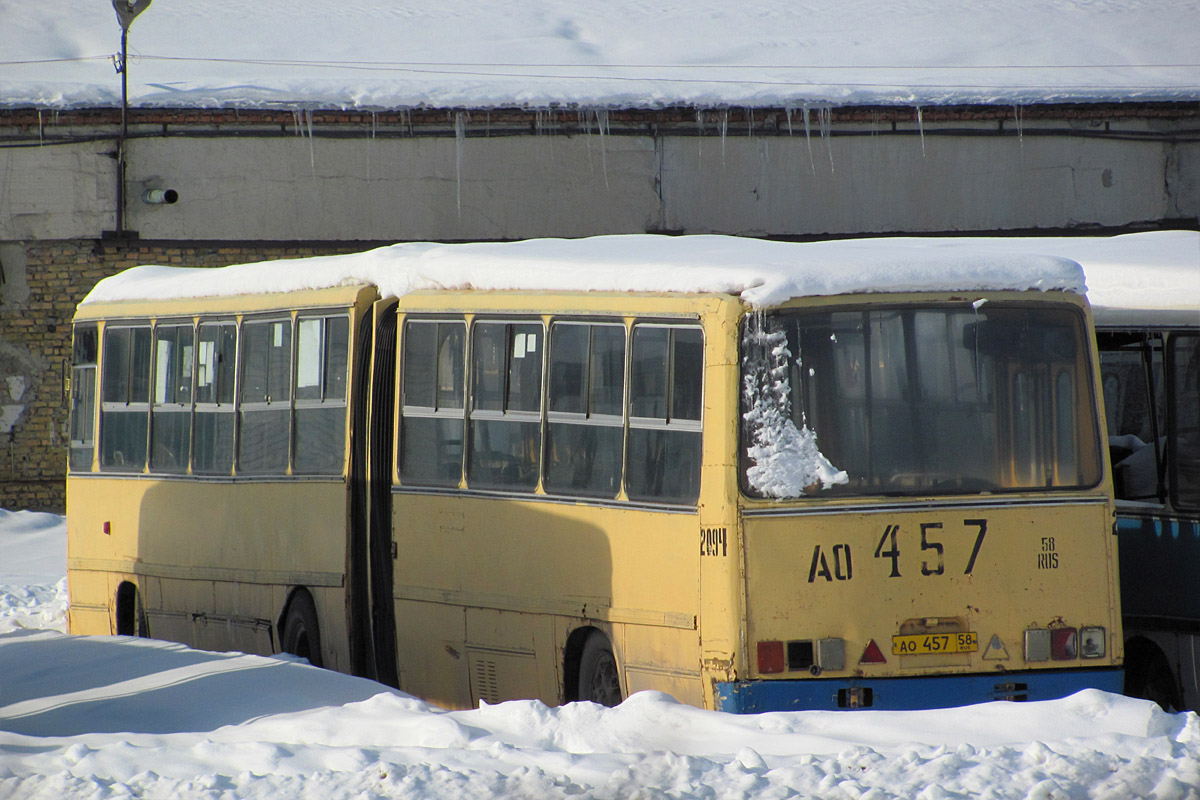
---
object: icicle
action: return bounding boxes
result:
[784,104,794,136]
[455,111,467,216]
[802,105,816,175]
[37,110,43,146]
[915,106,926,157]
[719,108,728,165]
[818,107,834,173]
[1013,104,1024,149]
[746,108,754,138]
[595,109,610,190]
[365,111,376,183]
[306,110,316,178]
[695,109,706,165]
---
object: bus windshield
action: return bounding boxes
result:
[741,302,1102,498]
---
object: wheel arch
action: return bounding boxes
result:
[563,624,609,703]
[277,586,321,659]
[1124,634,1182,711]
[114,579,147,637]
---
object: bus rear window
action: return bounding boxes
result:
[741,304,1102,498]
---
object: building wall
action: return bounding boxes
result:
[2,106,1197,243]
[0,103,1197,510]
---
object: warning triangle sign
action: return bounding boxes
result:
[982,634,1010,661]
[859,639,887,664]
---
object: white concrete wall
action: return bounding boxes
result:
[0,123,1194,242]
[1,145,115,240]
[660,130,1175,235]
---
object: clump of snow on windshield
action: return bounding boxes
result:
[741,315,847,497]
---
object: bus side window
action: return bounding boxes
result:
[150,324,195,473]
[545,322,625,498]
[238,319,292,474]
[294,315,350,474]
[467,321,543,490]
[627,325,703,504]
[69,324,99,472]
[194,322,237,475]
[100,325,152,471]
[1171,333,1200,509]
[1099,333,1165,502]
[400,320,466,486]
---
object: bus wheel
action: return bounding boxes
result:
[578,630,622,707]
[1124,638,1180,712]
[281,590,324,668]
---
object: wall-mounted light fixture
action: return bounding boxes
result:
[142,188,179,204]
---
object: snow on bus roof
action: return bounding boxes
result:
[80,234,1089,310]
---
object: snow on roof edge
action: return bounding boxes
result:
[78,234,1092,311]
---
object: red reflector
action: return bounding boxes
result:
[1051,627,1078,660]
[103,521,111,535]
[757,640,785,674]
[859,639,887,664]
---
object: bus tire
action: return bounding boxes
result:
[577,630,622,707]
[1124,637,1180,712]
[281,590,324,668]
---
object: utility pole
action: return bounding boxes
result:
[110,0,153,238]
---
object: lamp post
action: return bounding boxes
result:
[111,0,153,237]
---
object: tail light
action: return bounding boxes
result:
[1024,625,1105,662]
[1051,628,1077,660]
[1079,627,1106,658]
[757,640,785,673]
[757,638,846,674]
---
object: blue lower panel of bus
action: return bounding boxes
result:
[714,668,1124,713]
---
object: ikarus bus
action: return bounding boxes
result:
[66,235,1124,711]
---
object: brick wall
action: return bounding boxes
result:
[0,239,373,512]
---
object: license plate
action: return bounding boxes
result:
[892,632,979,655]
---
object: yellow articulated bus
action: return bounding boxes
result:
[67,235,1124,711]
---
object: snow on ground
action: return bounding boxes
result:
[2,511,1200,799]
[0,510,67,635]
[3,1,1199,110]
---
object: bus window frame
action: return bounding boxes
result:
[69,323,99,473]
[237,314,295,476]
[292,312,352,475]
[398,317,469,487]
[192,319,239,476]
[544,319,628,499]
[1167,331,1200,511]
[625,322,704,505]
[466,317,546,492]
[149,320,197,474]
[99,322,153,473]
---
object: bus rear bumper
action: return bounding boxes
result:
[714,668,1125,713]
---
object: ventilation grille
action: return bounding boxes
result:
[471,657,500,705]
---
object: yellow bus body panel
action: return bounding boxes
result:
[741,497,1121,678]
[67,476,352,666]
